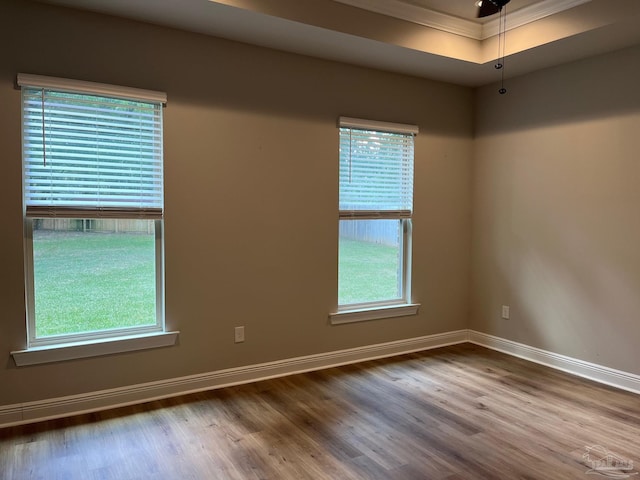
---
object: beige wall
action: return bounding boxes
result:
[0,1,472,405]
[6,0,637,410]
[472,45,640,375]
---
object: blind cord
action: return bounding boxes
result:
[348,128,353,183]
[41,89,46,166]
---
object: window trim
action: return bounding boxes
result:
[338,116,419,135]
[24,218,165,348]
[336,117,418,314]
[332,218,419,324]
[18,74,172,352]
[337,217,412,309]
[11,331,179,367]
[17,73,167,104]
[330,303,420,325]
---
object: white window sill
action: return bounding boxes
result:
[330,303,420,325]
[11,331,179,367]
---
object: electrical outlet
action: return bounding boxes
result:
[234,326,245,343]
[501,305,510,319]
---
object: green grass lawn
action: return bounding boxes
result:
[33,229,156,338]
[339,237,401,305]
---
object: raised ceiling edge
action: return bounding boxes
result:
[332,0,481,39]
[481,0,592,39]
[333,0,592,40]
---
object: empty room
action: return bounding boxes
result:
[1,0,639,478]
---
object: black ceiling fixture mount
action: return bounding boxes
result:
[476,0,511,18]
[476,0,510,94]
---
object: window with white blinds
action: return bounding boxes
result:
[337,117,418,312]
[339,117,416,219]
[18,74,165,219]
[17,74,167,350]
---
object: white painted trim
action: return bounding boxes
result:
[468,330,640,395]
[481,0,592,39]
[339,116,418,134]
[4,329,638,429]
[334,0,481,39]
[17,73,167,103]
[0,405,23,428]
[333,0,591,41]
[11,331,180,367]
[0,330,467,428]
[330,303,420,324]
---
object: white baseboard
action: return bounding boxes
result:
[0,330,468,428]
[468,330,640,395]
[3,329,638,429]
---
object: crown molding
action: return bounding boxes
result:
[481,0,592,39]
[334,0,481,39]
[333,0,591,41]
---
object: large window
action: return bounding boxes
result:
[19,74,166,348]
[336,117,418,319]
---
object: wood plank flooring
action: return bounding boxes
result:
[1,343,639,479]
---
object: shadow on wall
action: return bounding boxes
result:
[472,44,640,372]
[475,44,640,135]
[499,179,640,364]
[0,0,472,138]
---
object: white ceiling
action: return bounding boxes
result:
[38,0,640,87]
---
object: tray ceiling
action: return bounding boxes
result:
[37,0,640,86]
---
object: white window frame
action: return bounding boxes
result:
[331,117,420,324]
[12,74,177,365]
[23,218,165,347]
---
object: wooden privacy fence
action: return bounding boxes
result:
[339,219,399,247]
[35,218,153,234]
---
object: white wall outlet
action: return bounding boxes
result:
[234,326,245,343]
[501,305,510,319]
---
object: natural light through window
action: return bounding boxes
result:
[336,117,418,320]
[19,74,166,348]
[32,219,157,338]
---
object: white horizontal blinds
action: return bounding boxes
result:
[20,74,165,219]
[339,117,417,219]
